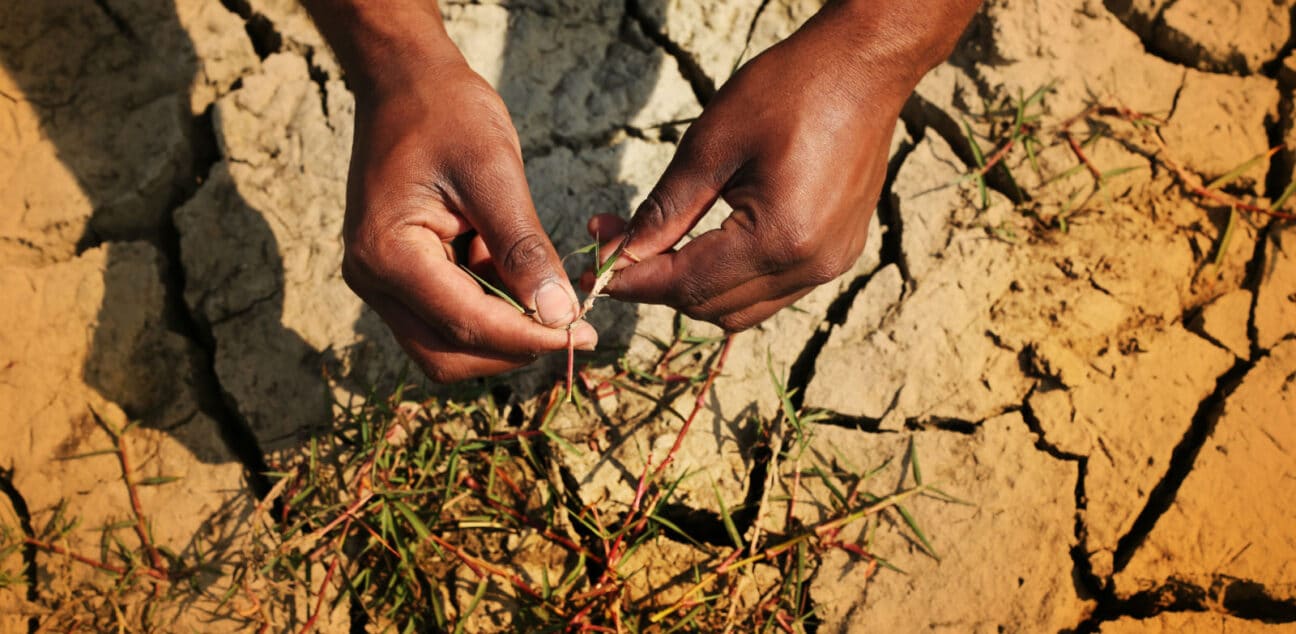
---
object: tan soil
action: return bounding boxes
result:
[1,0,1294,630]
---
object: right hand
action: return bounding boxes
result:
[341,51,596,383]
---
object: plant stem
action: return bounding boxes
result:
[296,556,339,634]
[652,335,734,480]
[22,537,168,582]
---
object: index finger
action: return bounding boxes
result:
[602,214,775,309]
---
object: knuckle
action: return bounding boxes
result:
[422,360,462,384]
[717,313,757,333]
[423,363,453,384]
[342,245,384,293]
[340,256,365,294]
[672,277,712,310]
[679,303,715,323]
[632,191,670,232]
[771,228,818,267]
[501,231,550,275]
[344,225,400,280]
[441,319,481,348]
[465,138,519,170]
[802,253,852,286]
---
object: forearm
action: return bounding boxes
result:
[302,0,461,96]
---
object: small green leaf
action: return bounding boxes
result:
[649,513,705,548]
[542,428,581,455]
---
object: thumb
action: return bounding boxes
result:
[456,154,577,328]
[621,131,733,261]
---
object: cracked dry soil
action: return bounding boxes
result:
[2,0,1296,631]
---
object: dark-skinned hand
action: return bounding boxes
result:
[584,0,974,332]
[306,0,978,382]
[335,36,596,383]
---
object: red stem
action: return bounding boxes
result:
[296,556,339,634]
[651,335,734,480]
[23,537,168,581]
[426,533,550,604]
[566,327,575,403]
[115,434,166,574]
[1063,131,1102,181]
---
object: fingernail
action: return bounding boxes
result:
[534,279,576,327]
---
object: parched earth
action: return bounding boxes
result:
[1,0,1295,631]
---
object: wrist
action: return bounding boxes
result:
[806,0,980,94]
[304,0,464,100]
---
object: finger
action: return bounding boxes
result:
[604,217,772,308]
[347,240,597,357]
[620,125,737,260]
[671,269,811,326]
[366,293,534,383]
[707,286,815,333]
[450,151,578,327]
[587,214,628,243]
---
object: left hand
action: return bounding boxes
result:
[583,2,939,332]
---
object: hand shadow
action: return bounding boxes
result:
[1,0,679,469]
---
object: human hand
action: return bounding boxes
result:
[340,48,596,382]
[585,0,974,332]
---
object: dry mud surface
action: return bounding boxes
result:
[2,0,1296,631]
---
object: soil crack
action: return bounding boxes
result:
[217,0,284,60]
[1067,355,1276,632]
[91,0,139,43]
[0,469,38,633]
[784,127,918,409]
[1109,357,1252,574]
[624,0,716,106]
[733,0,772,71]
[163,113,273,498]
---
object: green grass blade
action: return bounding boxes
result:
[649,513,706,548]
[453,578,489,634]
[58,448,116,461]
[542,428,581,455]
[135,476,180,487]
[962,119,990,209]
[874,555,906,574]
[458,264,526,314]
[595,240,629,279]
[1273,178,1296,210]
[392,500,431,542]
[711,478,743,549]
[1206,147,1277,191]
[963,119,987,168]
[895,502,938,560]
[1022,81,1053,112]
[1100,165,1144,180]
[908,437,923,486]
[1212,206,1237,267]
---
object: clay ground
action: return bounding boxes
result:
[2,0,1296,631]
